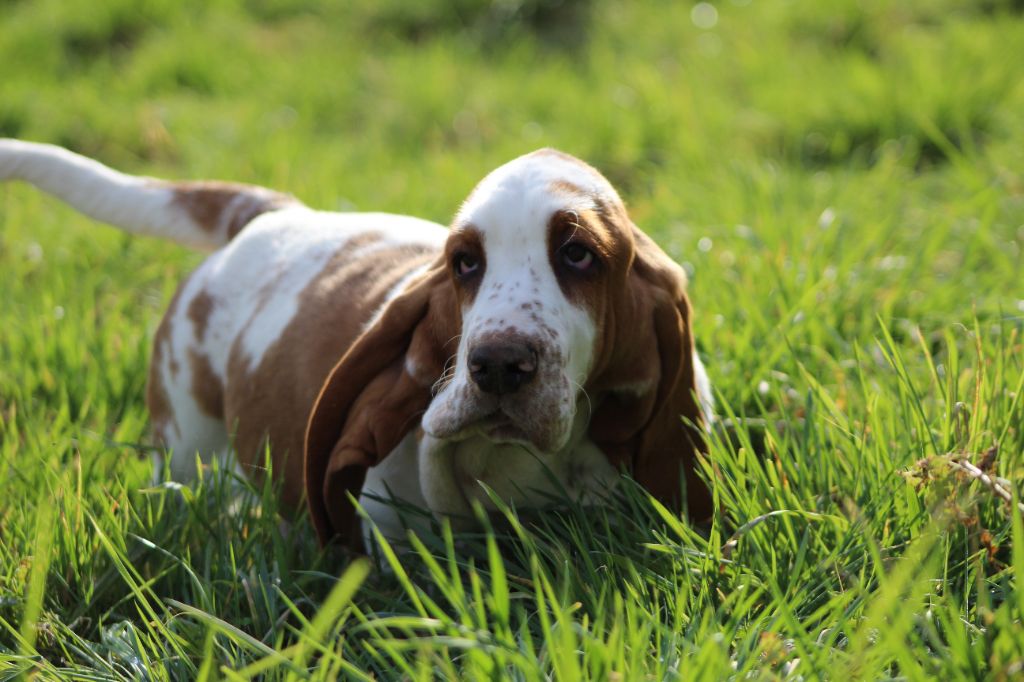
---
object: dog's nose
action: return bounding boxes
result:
[468,342,538,395]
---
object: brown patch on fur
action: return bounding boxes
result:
[147,360,175,441]
[446,226,485,304]
[147,284,187,443]
[189,349,224,419]
[340,230,387,251]
[222,238,446,517]
[187,290,215,344]
[546,208,616,317]
[170,181,297,240]
[549,179,587,197]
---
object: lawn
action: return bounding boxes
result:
[1,0,1023,678]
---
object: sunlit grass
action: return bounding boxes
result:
[1,0,1023,678]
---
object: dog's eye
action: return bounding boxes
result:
[453,252,480,278]
[561,243,595,271]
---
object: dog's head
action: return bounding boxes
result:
[305,149,710,544]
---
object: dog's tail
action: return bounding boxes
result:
[0,139,300,250]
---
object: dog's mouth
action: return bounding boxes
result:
[426,409,539,449]
[422,377,577,454]
[479,414,533,444]
[463,411,533,444]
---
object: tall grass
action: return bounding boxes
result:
[1,0,1022,678]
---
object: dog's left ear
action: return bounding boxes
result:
[588,226,713,520]
[304,260,456,547]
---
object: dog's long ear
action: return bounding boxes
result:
[305,260,457,546]
[588,227,712,520]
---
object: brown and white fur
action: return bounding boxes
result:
[1,139,713,548]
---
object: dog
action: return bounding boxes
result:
[1,139,714,548]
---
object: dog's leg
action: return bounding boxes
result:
[147,264,231,484]
[149,365,230,484]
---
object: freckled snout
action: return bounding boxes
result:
[468,341,538,395]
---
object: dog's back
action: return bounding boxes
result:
[151,209,444,508]
[0,139,447,509]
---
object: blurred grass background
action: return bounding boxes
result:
[1,0,1023,678]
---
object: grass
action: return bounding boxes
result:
[1,0,1023,678]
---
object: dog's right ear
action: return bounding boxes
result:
[587,226,713,522]
[304,259,457,547]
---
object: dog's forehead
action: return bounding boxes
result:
[455,150,620,242]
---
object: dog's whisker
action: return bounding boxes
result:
[430,354,460,395]
[568,376,593,419]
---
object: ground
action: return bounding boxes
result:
[1,0,1023,678]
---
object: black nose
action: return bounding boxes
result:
[468,342,538,395]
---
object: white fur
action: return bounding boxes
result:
[359,432,431,547]
[693,351,715,426]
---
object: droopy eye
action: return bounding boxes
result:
[453,252,480,278]
[561,243,595,271]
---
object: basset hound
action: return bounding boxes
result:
[1,139,714,547]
